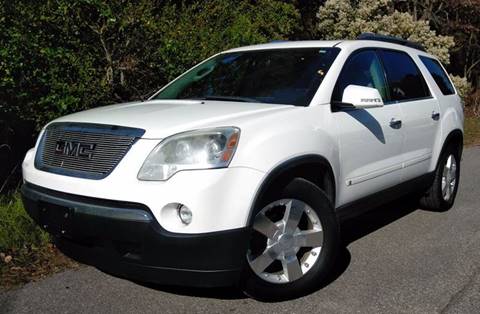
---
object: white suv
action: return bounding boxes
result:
[22,34,463,300]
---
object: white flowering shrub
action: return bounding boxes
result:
[450,75,473,99]
[316,0,455,64]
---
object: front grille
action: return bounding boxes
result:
[35,122,145,179]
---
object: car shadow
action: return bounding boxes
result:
[133,247,351,301]
[135,281,248,300]
[132,196,422,301]
[345,109,386,144]
[340,195,420,246]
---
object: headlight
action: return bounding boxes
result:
[138,127,240,181]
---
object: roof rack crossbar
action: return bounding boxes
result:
[356,33,426,52]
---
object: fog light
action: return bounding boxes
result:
[178,205,192,225]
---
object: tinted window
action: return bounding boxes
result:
[419,56,455,95]
[332,50,388,102]
[155,48,340,107]
[380,50,430,101]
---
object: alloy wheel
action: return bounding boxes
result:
[247,199,323,284]
[441,154,457,201]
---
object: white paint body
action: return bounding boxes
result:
[22,40,464,234]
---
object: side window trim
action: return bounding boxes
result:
[374,48,392,102]
[378,48,433,104]
[384,96,435,105]
[330,47,391,107]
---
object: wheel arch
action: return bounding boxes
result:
[247,154,336,227]
[438,129,464,165]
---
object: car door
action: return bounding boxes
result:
[378,49,440,181]
[331,49,405,205]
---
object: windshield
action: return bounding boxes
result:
[153,48,340,106]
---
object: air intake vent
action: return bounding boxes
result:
[35,123,145,179]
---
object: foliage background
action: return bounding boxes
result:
[0,0,479,192]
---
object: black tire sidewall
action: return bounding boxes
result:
[435,145,461,209]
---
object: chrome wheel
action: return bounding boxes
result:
[247,199,323,284]
[441,154,457,201]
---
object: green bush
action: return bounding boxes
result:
[0,0,300,130]
[0,194,49,253]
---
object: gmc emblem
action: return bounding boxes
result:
[55,140,96,160]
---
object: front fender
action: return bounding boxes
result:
[230,106,340,202]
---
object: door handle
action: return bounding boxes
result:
[431,111,440,121]
[390,118,402,129]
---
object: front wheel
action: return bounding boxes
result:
[240,178,340,301]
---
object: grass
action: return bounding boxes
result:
[465,114,480,147]
[0,194,78,290]
[0,194,49,251]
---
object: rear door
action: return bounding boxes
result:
[378,49,440,181]
[332,49,404,205]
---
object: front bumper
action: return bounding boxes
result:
[22,140,265,234]
[21,183,250,287]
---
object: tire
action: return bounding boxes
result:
[240,178,340,301]
[420,144,461,211]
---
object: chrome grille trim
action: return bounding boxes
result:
[34,122,145,180]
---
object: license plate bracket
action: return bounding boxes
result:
[38,202,74,237]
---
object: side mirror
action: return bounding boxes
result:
[336,85,384,109]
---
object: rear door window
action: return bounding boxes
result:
[379,50,431,102]
[419,56,455,95]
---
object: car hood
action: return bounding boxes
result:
[52,99,293,138]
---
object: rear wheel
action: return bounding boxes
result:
[240,178,340,301]
[420,144,461,211]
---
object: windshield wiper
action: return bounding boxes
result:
[192,96,263,103]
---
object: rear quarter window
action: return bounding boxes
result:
[380,49,431,102]
[419,56,456,95]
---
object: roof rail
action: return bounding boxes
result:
[356,32,426,52]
